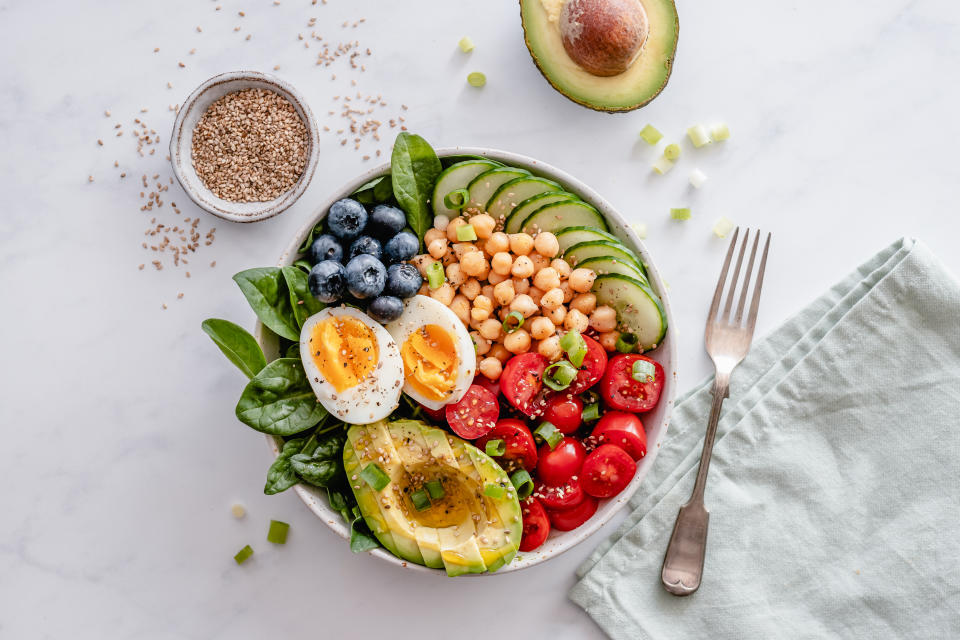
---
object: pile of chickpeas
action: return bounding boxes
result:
[412,213,622,381]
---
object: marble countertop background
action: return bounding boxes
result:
[2,0,958,638]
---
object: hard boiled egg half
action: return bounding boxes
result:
[300,306,403,424]
[385,295,476,411]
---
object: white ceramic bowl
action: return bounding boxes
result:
[169,71,320,223]
[256,147,678,575]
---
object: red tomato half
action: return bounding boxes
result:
[580,444,637,499]
[472,374,501,400]
[535,478,585,510]
[543,394,583,434]
[567,335,608,394]
[474,419,538,471]
[546,495,599,531]
[536,437,586,487]
[600,353,664,413]
[501,352,550,417]
[519,497,550,552]
[445,384,499,439]
[590,412,647,460]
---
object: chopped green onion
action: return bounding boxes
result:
[632,359,656,383]
[543,360,578,391]
[711,123,731,141]
[559,329,587,367]
[483,483,505,499]
[630,222,648,239]
[652,156,674,175]
[458,36,475,53]
[689,168,708,189]
[425,480,445,500]
[234,544,254,565]
[443,188,469,210]
[456,223,478,242]
[467,71,486,87]
[670,207,691,221]
[426,261,445,289]
[687,124,711,148]
[639,124,663,145]
[713,216,735,239]
[502,310,524,334]
[510,470,534,499]
[534,421,564,449]
[663,143,681,161]
[485,439,506,457]
[616,332,639,353]
[582,403,600,422]
[359,462,390,491]
[267,520,290,544]
[411,488,432,511]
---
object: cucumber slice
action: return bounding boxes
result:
[486,176,563,222]
[432,160,502,218]
[521,200,608,235]
[504,192,578,233]
[576,255,650,286]
[564,240,645,275]
[467,167,530,211]
[591,274,667,351]
[555,226,621,254]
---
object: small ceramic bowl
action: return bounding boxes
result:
[169,70,320,223]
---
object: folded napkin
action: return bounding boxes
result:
[570,238,960,639]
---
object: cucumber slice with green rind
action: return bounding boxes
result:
[564,240,645,275]
[486,176,563,222]
[504,192,579,233]
[555,226,622,254]
[591,273,667,351]
[521,200,608,235]
[576,255,650,287]
[467,167,531,211]
[431,160,502,218]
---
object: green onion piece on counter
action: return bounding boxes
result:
[458,36,475,53]
[632,359,656,383]
[687,124,711,148]
[456,223,478,242]
[502,310,524,334]
[689,168,708,189]
[411,488,432,511]
[234,544,254,565]
[713,216,735,238]
[510,470,534,499]
[267,520,290,544]
[711,123,731,141]
[485,439,506,457]
[582,403,600,422]
[483,483,506,499]
[425,480,445,500]
[616,332,640,353]
[543,360,578,391]
[360,462,391,491]
[443,188,469,210]
[639,124,663,145]
[426,261,445,289]
[631,222,648,239]
[559,329,587,367]
[652,156,674,175]
[534,421,564,449]
[467,71,486,87]
[663,143,681,161]
[670,207,691,221]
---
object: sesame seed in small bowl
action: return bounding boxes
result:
[170,70,320,223]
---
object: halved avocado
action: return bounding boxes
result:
[520,0,679,112]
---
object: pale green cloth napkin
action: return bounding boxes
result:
[570,238,960,639]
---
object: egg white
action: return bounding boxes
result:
[385,295,477,411]
[299,306,403,425]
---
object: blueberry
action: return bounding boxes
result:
[348,235,382,261]
[308,260,347,303]
[309,234,344,264]
[386,263,423,299]
[326,198,368,240]
[344,254,387,299]
[383,231,419,264]
[367,296,405,323]
[369,205,407,237]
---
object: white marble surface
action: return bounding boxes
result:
[2,0,959,638]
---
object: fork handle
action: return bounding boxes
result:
[690,373,730,503]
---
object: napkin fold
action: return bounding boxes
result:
[570,238,960,639]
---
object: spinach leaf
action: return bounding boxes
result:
[264,437,306,495]
[284,343,300,359]
[233,268,300,341]
[328,486,349,513]
[281,265,324,329]
[288,430,345,487]
[298,222,324,254]
[200,318,267,379]
[293,258,312,273]
[353,174,393,205]
[391,132,441,246]
[349,506,380,552]
[235,358,327,435]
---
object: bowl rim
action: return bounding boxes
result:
[256,146,678,576]
[169,70,321,224]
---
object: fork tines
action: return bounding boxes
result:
[709,228,771,331]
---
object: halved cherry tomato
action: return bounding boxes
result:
[536,437,586,486]
[543,394,583,434]
[472,374,501,400]
[580,444,637,498]
[600,353,664,413]
[418,402,447,423]
[501,352,549,417]
[474,419,538,471]
[519,496,550,551]
[567,335,608,394]
[590,411,647,460]
[546,495,598,531]
[535,478,585,510]
[445,384,499,439]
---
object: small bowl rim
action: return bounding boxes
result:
[169,70,320,224]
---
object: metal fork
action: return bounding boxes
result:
[661,227,771,596]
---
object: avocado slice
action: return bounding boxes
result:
[520,0,679,112]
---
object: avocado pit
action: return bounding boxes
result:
[559,0,649,77]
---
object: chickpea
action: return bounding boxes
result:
[570,292,597,315]
[504,328,532,354]
[441,252,457,267]
[530,253,551,274]
[460,278,481,300]
[470,331,491,356]
[538,335,562,361]
[509,233,534,255]
[471,213,496,239]
[429,283,455,306]
[470,307,490,323]
[533,267,561,291]
[461,251,488,277]
[564,308,589,333]
[488,344,511,364]
[428,238,448,260]
[485,231,510,255]
[589,305,618,333]
[450,294,471,325]
[480,284,495,301]
[412,254,436,278]
[528,286,545,304]
[424,228,446,246]
[493,279,516,306]
[511,255,535,278]
[452,242,478,261]
[446,217,468,242]
[487,270,508,285]
[534,231,560,258]
[559,280,575,303]
[491,252,513,276]
[478,318,502,341]
[510,294,538,318]
[551,258,572,280]
[432,215,450,232]
[599,330,621,352]
[513,278,530,295]
[569,268,597,293]
[529,316,556,340]
[474,295,493,312]
[540,287,564,310]
[418,283,430,296]
[446,262,466,287]
[479,356,503,380]
[545,304,566,325]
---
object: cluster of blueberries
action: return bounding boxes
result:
[307,198,423,323]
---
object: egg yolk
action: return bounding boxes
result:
[308,316,379,393]
[401,325,459,402]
